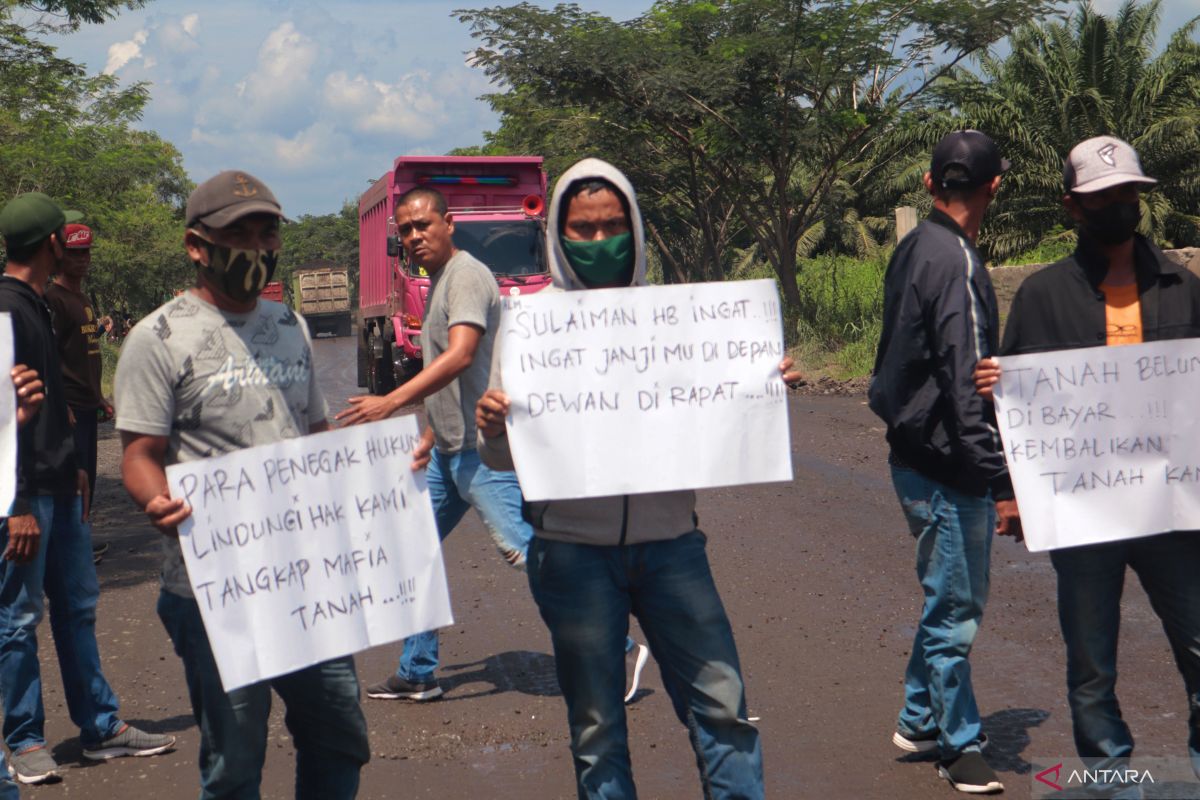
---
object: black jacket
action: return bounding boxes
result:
[1001,234,1200,355]
[869,210,1013,499]
[0,275,78,514]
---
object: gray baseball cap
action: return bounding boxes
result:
[1064,136,1157,194]
[186,170,285,228]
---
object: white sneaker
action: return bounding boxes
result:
[624,642,650,703]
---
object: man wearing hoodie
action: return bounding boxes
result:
[337,186,649,703]
[476,158,783,799]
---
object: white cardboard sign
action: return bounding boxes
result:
[0,314,13,514]
[993,339,1200,551]
[498,280,793,500]
[166,415,452,690]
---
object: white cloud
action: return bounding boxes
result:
[103,29,148,74]
[323,71,445,139]
[181,13,199,37]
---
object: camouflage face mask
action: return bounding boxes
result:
[193,232,278,303]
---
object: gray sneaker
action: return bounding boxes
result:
[82,724,176,761]
[8,746,60,784]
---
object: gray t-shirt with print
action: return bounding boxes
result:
[423,249,499,453]
[114,292,329,598]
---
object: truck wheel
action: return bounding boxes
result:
[376,327,397,394]
[356,321,369,388]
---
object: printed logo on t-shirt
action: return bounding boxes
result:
[203,353,310,393]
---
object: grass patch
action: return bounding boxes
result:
[791,253,888,379]
[1001,233,1074,266]
[100,338,120,399]
[728,251,887,381]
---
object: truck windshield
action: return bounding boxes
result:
[448,220,546,278]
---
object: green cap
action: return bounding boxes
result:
[0,192,83,252]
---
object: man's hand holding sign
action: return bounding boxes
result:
[157,416,450,691]
[491,280,796,500]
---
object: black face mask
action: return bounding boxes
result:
[1079,200,1141,246]
[194,237,278,303]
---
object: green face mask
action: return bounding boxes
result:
[561,232,633,286]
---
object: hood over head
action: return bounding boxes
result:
[546,158,647,291]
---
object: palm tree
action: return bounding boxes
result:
[879,0,1200,261]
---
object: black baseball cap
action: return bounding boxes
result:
[930,130,1011,189]
[186,170,285,229]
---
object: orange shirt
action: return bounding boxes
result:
[1100,281,1142,346]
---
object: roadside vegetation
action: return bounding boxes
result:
[3,1,1199,380]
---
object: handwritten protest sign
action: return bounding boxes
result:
[994,339,1200,551]
[166,415,452,691]
[0,314,13,514]
[498,279,792,500]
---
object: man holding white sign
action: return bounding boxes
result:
[116,171,369,799]
[335,186,651,705]
[976,137,1200,784]
[477,158,799,799]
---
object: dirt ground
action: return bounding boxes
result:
[24,336,1200,799]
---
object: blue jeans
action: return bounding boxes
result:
[397,447,532,682]
[0,752,15,799]
[1050,531,1200,772]
[890,464,994,756]
[527,531,763,800]
[158,590,369,800]
[0,494,122,753]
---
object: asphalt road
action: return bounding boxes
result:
[34,333,1199,799]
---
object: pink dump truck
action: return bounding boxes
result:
[357,156,552,393]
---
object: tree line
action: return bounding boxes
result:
[456,0,1200,303]
[3,0,1198,329]
[0,0,358,319]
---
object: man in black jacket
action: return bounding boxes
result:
[0,192,174,785]
[869,131,1020,795]
[977,136,1200,784]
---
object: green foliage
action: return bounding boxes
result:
[0,2,192,317]
[457,0,1055,304]
[878,0,1200,261]
[732,249,886,376]
[99,336,119,397]
[793,252,888,350]
[1003,230,1076,265]
[277,201,360,305]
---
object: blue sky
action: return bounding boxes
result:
[42,0,1197,218]
[44,1,652,216]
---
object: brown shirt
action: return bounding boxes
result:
[45,282,103,409]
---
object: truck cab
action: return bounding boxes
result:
[358,156,552,393]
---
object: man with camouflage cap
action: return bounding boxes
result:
[116,171,370,799]
[0,192,176,785]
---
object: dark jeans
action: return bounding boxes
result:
[1050,532,1200,772]
[527,531,763,800]
[70,405,98,500]
[157,591,370,800]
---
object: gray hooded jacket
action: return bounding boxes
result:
[477,158,698,545]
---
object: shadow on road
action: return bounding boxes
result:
[892,707,1050,777]
[437,650,562,701]
[985,707,1051,775]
